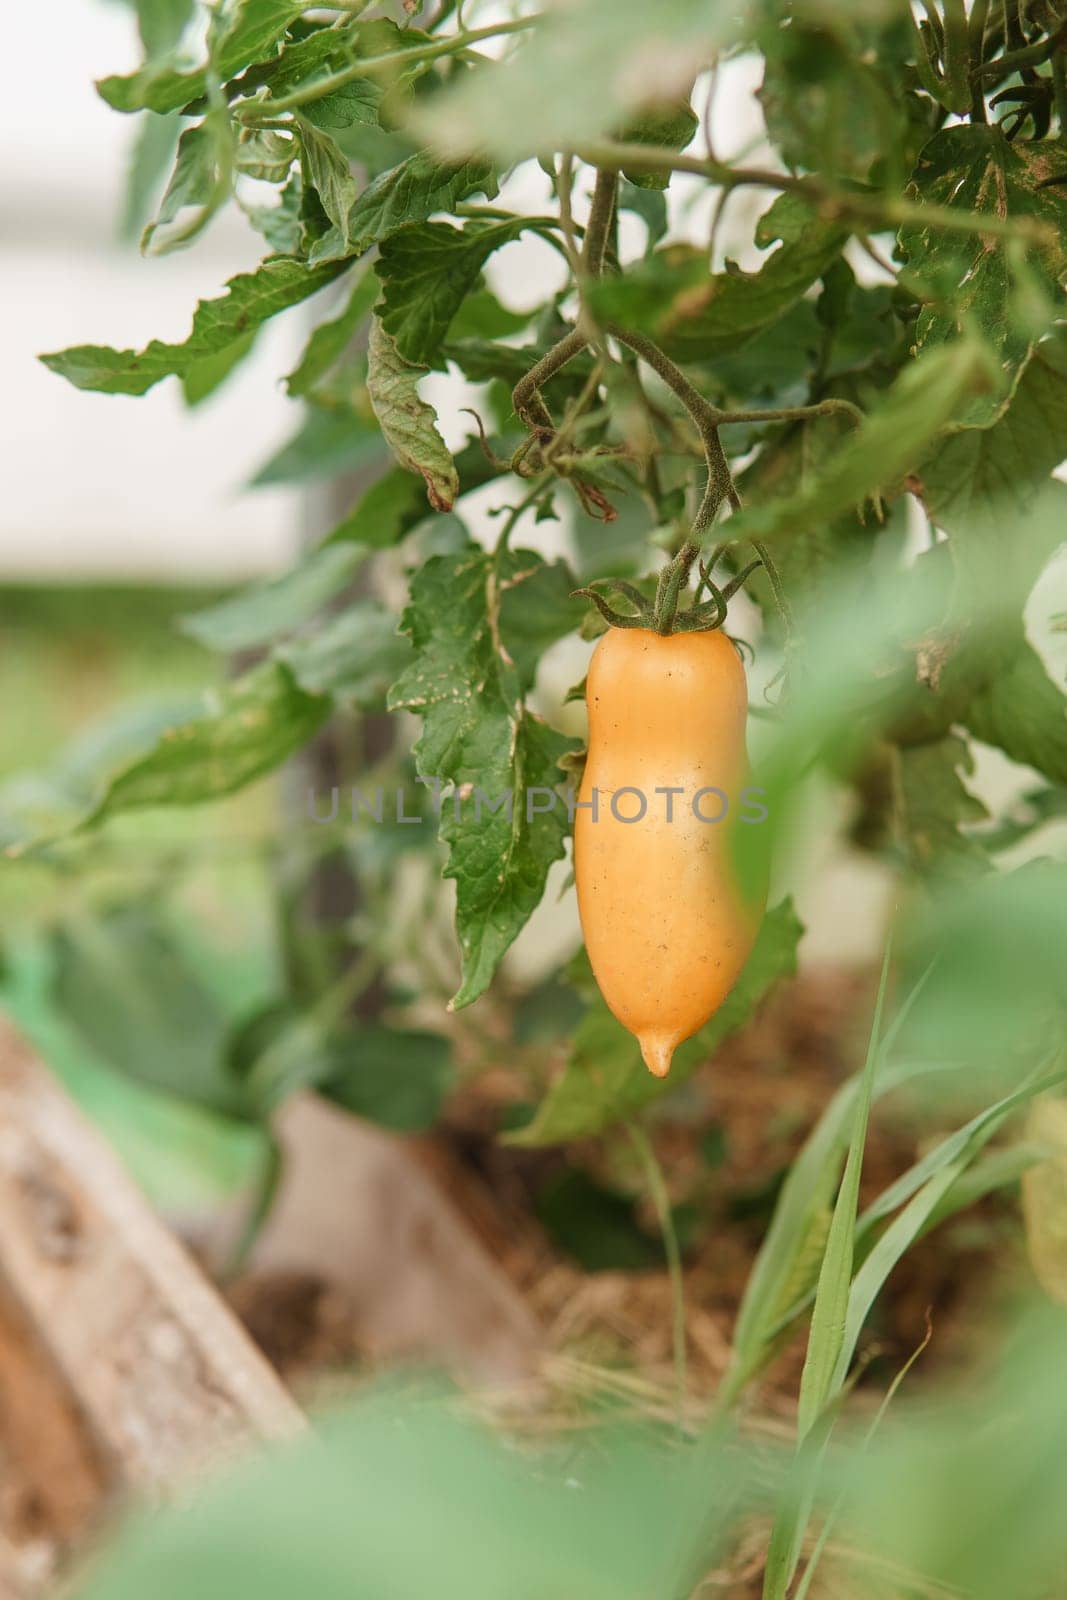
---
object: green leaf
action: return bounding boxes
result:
[303,78,384,133]
[79,662,329,829]
[588,194,848,363]
[276,598,410,704]
[376,217,530,366]
[235,17,414,126]
[51,904,250,1119]
[307,152,498,267]
[318,1026,452,1132]
[916,331,1067,607]
[142,120,221,252]
[796,951,889,1440]
[321,467,428,548]
[285,267,379,397]
[366,318,458,512]
[899,126,1067,427]
[727,338,994,554]
[98,0,311,114]
[617,179,668,250]
[419,0,736,163]
[535,1168,668,1271]
[248,406,386,488]
[72,1377,737,1600]
[964,637,1067,787]
[512,899,803,1145]
[896,735,989,874]
[388,543,583,1009]
[899,861,1067,1068]
[616,101,699,190]
[240,172,303,254]
[41,256,346,396]
[298,119,357,248]
[762,954,891,1600]
[132,0,196,60]
[180,327,257,406]
[119,108,183,242]
[446,286,532,343]
[180,545,368,652]
[234,128,295,183]
[726,974,939,1402]
[759,20,905,184]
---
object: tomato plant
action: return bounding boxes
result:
[8,0,1067,1595]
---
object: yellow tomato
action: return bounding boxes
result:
[575,626,765,1077]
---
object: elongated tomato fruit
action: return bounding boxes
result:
[575,626,764,1078]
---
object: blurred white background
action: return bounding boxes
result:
[2,3,306,578]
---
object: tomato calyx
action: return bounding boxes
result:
[572,543,764,637]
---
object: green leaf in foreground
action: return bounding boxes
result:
[388,543,583,1010]
[511,899,803,1144]
[41,257,346,396]
[80,662,329,830]
[900,126,1067,427]
[72,1377,739,1600]
[366,318,458,511]
[180,544,369,653]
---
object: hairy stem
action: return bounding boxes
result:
[604,324,737,536]
[941,0,974,113]
[236,16,538,117]
[976,19,1067,78]
[582,167,619,279]
[571,140,1055,245]
[512,328,587,435]
[715,398,864,429]
[511,168,619,436]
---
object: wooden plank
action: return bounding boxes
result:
[0,1023,304,1496]
[237,1093,541,1384]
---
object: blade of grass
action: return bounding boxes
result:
[723,967,937,1405]
[792,1315,934,1600]
[762,946,893,1599]
[762,1058,1067,1341]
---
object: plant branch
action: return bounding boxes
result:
[907,2,950,102]
[975,20,1067,78]
[716,398,864,429]
[234,17,539,118]
[941,0,974,113]
[511,167,619,438]
[512,328,587,435]
[581,166,619,280]
[572,140,1056,244]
